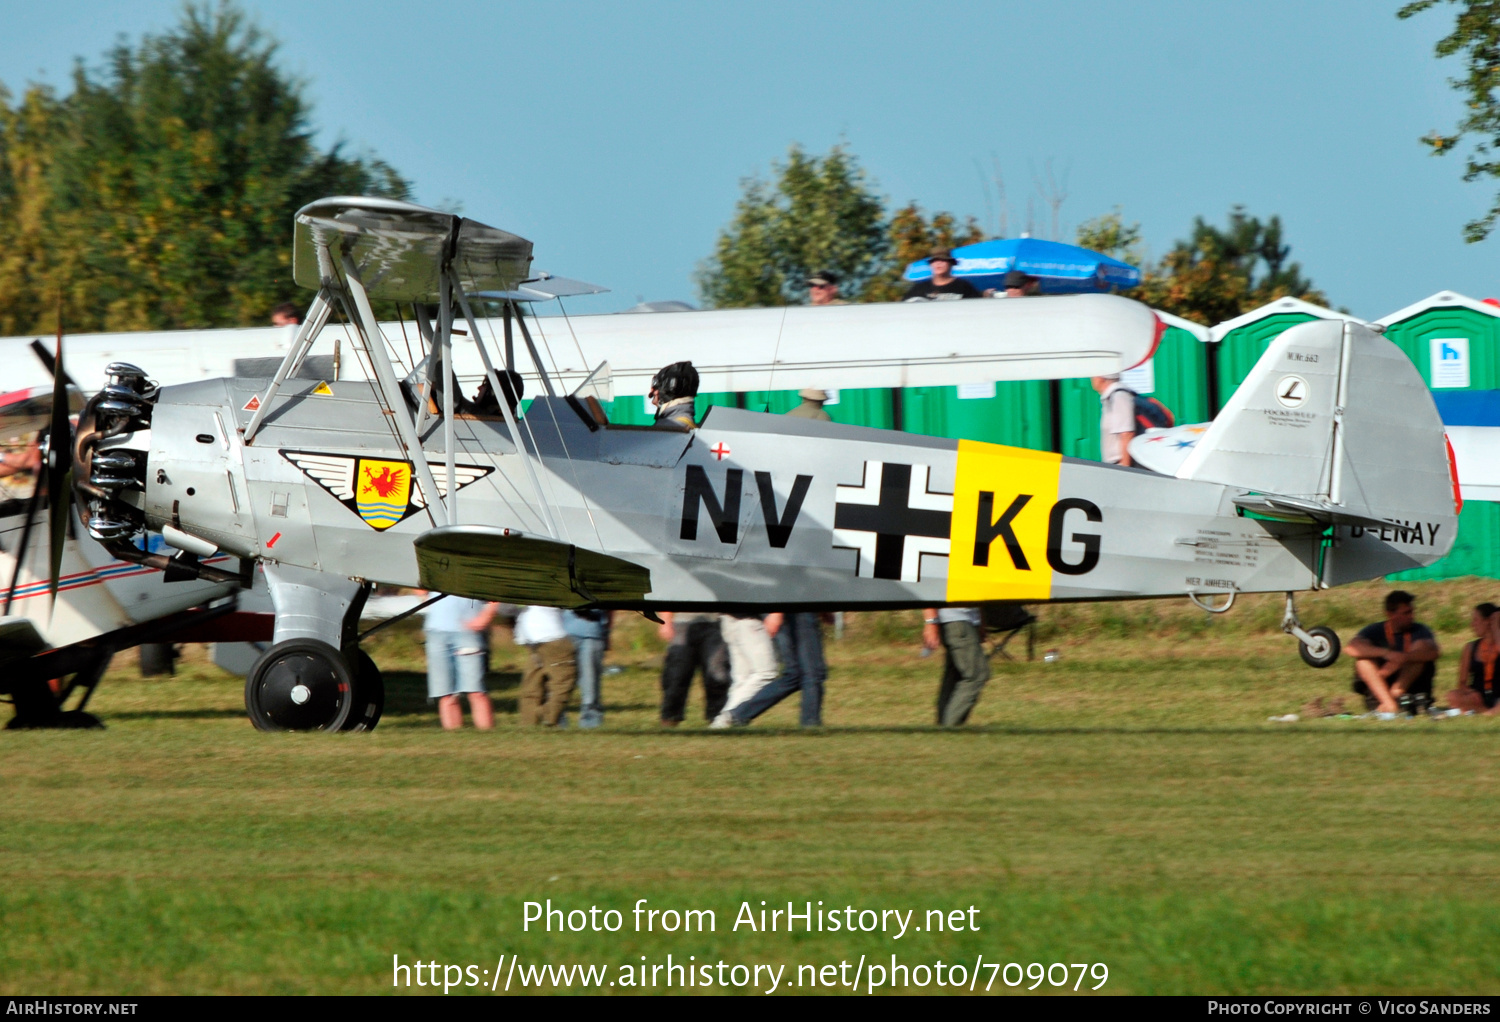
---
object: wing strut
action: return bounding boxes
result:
[439,272,457,525]
[452,287,558,540]
[338,251,446,530]
[242,292,333,445]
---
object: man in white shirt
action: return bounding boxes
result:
[1091,375,1136,467]
[514,605,576,726]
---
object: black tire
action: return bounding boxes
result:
[244,639,355,732]
[340,649,384,732]
[1299,626,1342,669]
[138,643,175,677]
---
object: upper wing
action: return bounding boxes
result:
[293,196,533,301]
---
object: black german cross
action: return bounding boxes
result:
[833,462,951,580]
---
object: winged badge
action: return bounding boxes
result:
[281,451,494,530]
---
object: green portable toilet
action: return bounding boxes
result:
[1375,290,1500,389]
[893,380,1052,451]
[1377,291,1500,582]
[1210,297,1365,409]
[735,386,897,428]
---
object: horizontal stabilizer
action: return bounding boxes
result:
[1231,494,1389,529]
[413,526,651,608]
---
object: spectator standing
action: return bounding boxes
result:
[515,605,576,726]
[563,608,612,729]
[1002,269,1041,296]
[923,605,990,726]
[727,392,835,728]
[1091,374,1136,467]
[903,248,982,302]
[787,388,833,421]
[420,594,498,730]
[727,611,828,728]
[807,271,847,306]
[658,611,730,726]
[1347,590,1440,717]
[712,613,783,728]
[270,302,301,327]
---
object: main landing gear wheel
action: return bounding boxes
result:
[245,639,354,732]
[340,648,384,732]
[1298,626,1342,669]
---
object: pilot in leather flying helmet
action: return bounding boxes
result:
[650,361,699,431]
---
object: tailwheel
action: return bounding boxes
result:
[1283,592,1342,669]
[1297,626,1342,669]
[244,638,354,732]
[340,648,384,732]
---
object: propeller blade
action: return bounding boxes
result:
[46,323,71,608]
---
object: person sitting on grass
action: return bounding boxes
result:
[1446,602,1500,715]
[1346,590,1440,718]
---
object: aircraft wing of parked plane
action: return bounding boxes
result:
[0,344,271,729]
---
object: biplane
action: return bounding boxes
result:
[29,196,1458,731]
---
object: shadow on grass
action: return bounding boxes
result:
[382,670,522,717]
[99,709,250,721]
[563,723,1497,739]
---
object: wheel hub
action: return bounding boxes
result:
[252,650,348,730]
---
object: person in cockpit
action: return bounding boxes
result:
[650,361,699,431]
[468,369,524,419]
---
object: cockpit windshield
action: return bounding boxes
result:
[571,361,613,406]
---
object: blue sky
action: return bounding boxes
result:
[0,0,1491,319]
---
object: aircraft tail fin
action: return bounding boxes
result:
[1176,319,1459,579]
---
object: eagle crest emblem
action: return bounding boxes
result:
[281,451,495,531]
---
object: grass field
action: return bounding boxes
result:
[4,579,1500,995]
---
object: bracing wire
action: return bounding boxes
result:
[395,305,417,376]
[504,292,600,548]
[332,294,409,471]
[450,271,558,538]
[765,304,790,393]
[554,296,591,379]
[526,296,604,550]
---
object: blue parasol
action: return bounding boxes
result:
[904,236,1141,294]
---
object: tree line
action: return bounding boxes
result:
[2,1,1488,334]
[0,3,407,336]
[696,142,1328,323]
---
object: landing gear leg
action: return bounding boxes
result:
[1283,592,1341,668]
[246,565,383,732]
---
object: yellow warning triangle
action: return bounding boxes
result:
[311,381,333,396]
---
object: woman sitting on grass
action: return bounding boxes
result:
[1447,603,1500,715]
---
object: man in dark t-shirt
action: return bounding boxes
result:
[1346,590,1440,717]
[903,248,983,301]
